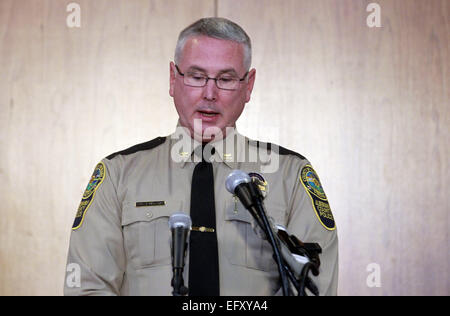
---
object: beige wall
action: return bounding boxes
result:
[0,0,448,295]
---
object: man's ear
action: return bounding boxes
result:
[169,61,176,97]
[245,68,256,103]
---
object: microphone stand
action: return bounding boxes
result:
[171,268,188,296]
[247,182,321,296]
[247,182,290,296]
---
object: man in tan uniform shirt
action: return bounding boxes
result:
[64,17,338,296]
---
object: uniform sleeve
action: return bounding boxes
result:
[285,160,339,296]
[64,159,125,296]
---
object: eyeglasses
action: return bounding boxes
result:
[175,65,248,91]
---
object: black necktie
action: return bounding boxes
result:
[188,144,220,296]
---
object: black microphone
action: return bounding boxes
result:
[168,212,192,296]
[225,170,264,228]
[225,170,252,205]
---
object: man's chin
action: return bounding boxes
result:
[190,119,225,142]
[193,128,222,143]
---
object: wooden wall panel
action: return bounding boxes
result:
[0,0,448,296]
[218,0,449,295]
[0,0,214,295]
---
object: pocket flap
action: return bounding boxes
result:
[122,199,183,226]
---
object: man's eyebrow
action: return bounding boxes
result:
[186,66,207,73]
[186,66,238,76]
[216,68,238,75]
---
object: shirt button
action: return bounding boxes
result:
[146,212,153,218]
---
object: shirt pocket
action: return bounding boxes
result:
[223,198,275,271]
[121,199,182,269]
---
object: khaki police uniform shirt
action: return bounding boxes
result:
[64,126,338,296]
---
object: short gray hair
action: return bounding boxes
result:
[174,17,252,71]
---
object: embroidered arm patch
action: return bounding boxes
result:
[72,162,106,230]
[300,165,336,231]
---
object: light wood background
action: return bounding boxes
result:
[0,0,448,295]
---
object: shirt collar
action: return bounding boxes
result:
[169,122,245,170]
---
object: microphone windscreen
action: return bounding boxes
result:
[225,170,252,194]
[168,212,192,230]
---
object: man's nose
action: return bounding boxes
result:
[202,79,219,101]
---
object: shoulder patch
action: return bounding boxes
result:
[300,165,335,231]
[72,162,106,230]
[106,137,166,160]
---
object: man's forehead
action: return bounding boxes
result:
[179,35,245,72]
